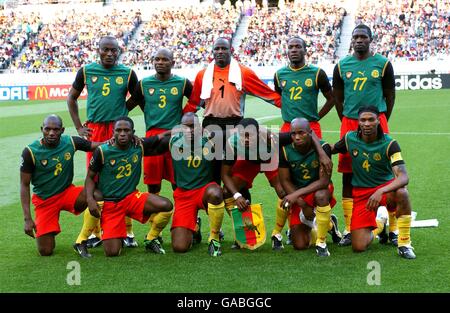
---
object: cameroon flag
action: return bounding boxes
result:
[230,204,266,250]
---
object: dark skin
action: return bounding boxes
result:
[85,120,173,257]
[330,112,411,252]
[334,27,395,198]
[278,118,333,250]
[171,113,224,253]
[20,115,103,256]
[286,37,335,120]
[213,38,232,68]
[221,126,286,211]
[126,48,175,112]
[126,48,187,193]
[67,36,120,138]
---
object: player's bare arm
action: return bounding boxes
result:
[20,171,36,238]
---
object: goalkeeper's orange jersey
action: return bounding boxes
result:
[184,63,281,117]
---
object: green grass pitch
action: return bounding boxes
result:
[0,89,449,292]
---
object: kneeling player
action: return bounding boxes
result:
[85,117,173,257]
[20,115,104,257]
[170,113,225,256]
[331,106,415,259]
[279,118,341,257]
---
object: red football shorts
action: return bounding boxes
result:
[143,128,175,185]
[85,121,114,169]
[232,160,278,189]
[338,113,389,173]
[280,121,322,139]
[101,191,150,240]
[289,184,336,227]
[171,182,218,232]
[31,185,83,237]
[351,180,393,231]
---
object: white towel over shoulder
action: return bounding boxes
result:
[200,58,242,100]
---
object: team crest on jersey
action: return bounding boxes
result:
[305,78,313,87]
[64,152,71,161]
[311,160,319,168]
[148,88,155,96]
[91,76,98,83]
[345,72,352,79]
[291,163,296,168]
[202,147,209,155]
[178,147,183,154]
[373,153,382,161]
[171,87,178,95]
[371,70,380,78]
[116,77,124,85]
[281,80,287,87]
[109,159,116,166]
[132,154,138,163]
[40,159,48,166]
[352,149,359,157]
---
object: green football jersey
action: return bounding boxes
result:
[346,131,395,187]
[170,133,214,190]
[281,141,324,188]
[275,65,321,122]
[97,143,143,199]
[84,63,131,122]
[27,135,76,199]
[141,75,187,130]
[338,54,389,119]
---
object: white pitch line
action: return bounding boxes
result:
[255,116,450,136]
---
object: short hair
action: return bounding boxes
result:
[238,118,259,132]
[115,116,134,129]
[353,24,372,39]
[98,36,118,47]
[43,114,63,127]
[287,36,306,49]
[358,105,379,116]
[214,37,231,47]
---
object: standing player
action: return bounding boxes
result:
[20,115,103,258]
[330,106,415,259]
[274,36,335,243]
[184,37,281,184]
[170,113,225,256]
[126,48,193,248]
[275,36,335,137]
[67,36,139,248]
[278,118,341,257]
[332,24,396,246]
[85,117,173,256]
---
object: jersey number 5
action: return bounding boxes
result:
[102,82,111,96]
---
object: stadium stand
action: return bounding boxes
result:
[234,1,346,67]
[121,5,241,69]
[0,0,448,73]
[8,7,141,72]
[354,0,450,62]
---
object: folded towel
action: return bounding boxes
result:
[200,58,242,99]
